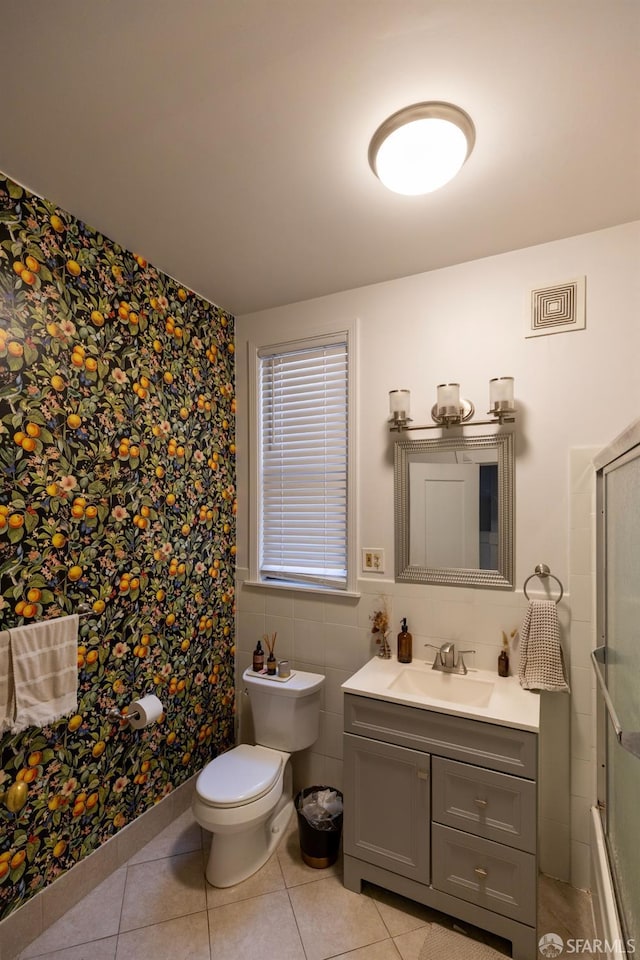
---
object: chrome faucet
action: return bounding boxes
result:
[424,641,476,675]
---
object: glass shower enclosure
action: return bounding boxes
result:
[594,420,640,951]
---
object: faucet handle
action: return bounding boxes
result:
[456,649,476,675]
[458,649,476,655]
[423,642,442,665]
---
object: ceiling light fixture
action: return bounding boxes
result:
[369,101,475,196]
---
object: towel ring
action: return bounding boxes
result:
[522,563,564,604]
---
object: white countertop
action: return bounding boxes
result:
[342,656,540,732]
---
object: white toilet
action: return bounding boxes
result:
[192,666,324,887]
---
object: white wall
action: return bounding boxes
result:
[234,220,640,890]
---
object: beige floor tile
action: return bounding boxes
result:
[364,885,436,937]
[208,889,305,959]
[288,875,389,960]
[127,807,202,865]
[538,873,594,943]
[19,869,126,959]
[119,850,206,933]
[332,941,402,960]
[205,848,285,908]
[115,911,210,960]
[393,926,431,960]
[17,937,117,960]
[277,813,341,887]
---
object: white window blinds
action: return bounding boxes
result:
[258,336,348,589]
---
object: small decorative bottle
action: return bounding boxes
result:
[397,618,413,664]
[498,631,510,677]
[267,652,277,676]
[253,640,264,673]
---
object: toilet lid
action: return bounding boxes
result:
[197,744,283,807]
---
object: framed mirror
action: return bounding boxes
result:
[394,432,514,589]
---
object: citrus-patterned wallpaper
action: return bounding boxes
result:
[0,174,236,919]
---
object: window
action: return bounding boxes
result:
[252,332,351,592]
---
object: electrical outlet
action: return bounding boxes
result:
[362,548,385,574]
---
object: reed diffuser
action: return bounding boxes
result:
[264,632,278,675]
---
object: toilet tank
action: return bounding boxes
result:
[243,667,324,752]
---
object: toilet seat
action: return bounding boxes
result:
[196,744,283,808]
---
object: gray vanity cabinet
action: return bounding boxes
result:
[343,734,430,882]
[343,693,538,960]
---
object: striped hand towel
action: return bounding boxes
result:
[10,614,79,732]
[518,600,569,692]
[0,630,15,734]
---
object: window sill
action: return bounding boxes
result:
[243,579,361,600]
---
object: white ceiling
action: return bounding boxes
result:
[2,1,639,317]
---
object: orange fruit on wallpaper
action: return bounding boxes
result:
[51,533,66,548]
[8,514,24,529]
[84,357,98,373]
[21,437,37,453]
[68,715,83,732]
[26,588,42,603]
[66,260,81,276]
[20,270,37,286]
[50,214,65,232]
[52,839,67,858]
[68,565,83,581]
[10,851,26,870]
[7,341,24,357]
[85,505,98,519]
[13,260,26,275]
[163,371,173,384]
[67,414,82,429]
[24,256,40,273]
[51,375,65,391]
[22,603,38,618]
[92,741,106,758]
[90,310,105,326]
[92,599,106,614]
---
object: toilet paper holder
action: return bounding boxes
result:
[107,706,141,726]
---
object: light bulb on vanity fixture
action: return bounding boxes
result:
[388,377,516,432]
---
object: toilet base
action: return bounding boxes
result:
[205,793,293,887]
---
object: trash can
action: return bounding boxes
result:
[295,785,344,868]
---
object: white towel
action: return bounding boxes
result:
[518,600,569,692]
[0,630,15,734]
[10,614,79,732]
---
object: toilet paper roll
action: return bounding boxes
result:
[127,694,164,730]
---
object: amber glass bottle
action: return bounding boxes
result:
[397,618,413,663]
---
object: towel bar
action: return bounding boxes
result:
[522,562,564,604]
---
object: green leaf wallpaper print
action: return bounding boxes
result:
[0,174,236,917]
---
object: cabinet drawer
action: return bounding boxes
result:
[432,823,536,925]
[344,694,537,778]
[432,757,536,853]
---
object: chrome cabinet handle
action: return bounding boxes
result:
[473,797,488,808]
[474,866,488,879]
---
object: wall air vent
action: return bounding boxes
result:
[526,276,586,338]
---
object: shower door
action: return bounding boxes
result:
[595,423,640,949]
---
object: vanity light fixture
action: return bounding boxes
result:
[369,101,475,195]
[388,377,515,432]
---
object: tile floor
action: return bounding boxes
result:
[15,808,595,960]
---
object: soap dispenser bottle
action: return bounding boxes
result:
[253,640,264,673]
[397,618,413,664]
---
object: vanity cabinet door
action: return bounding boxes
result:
[343,733,430,882]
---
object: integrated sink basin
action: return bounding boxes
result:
[388,668,495,707]
[342,655,541,731]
